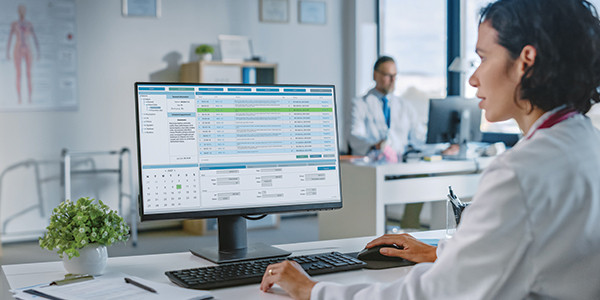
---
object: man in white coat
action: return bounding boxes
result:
[348,56,424,162]
[260,0,600,299]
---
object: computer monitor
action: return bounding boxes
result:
[426,96,482,159]
[134,82,342,263]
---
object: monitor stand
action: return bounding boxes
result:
[442,140,468,160]
[443,108,471,160]
[190,215,291,264]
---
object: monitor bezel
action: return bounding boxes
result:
[134,82,343,222]
[425,96,483,144]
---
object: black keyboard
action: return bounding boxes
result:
[165,251,366,290]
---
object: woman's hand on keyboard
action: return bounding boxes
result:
[260,260,317,300]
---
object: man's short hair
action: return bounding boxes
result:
[374,56,395,72]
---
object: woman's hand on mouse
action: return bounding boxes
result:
[366,234,437,263]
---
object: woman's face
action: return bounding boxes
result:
[468,21,523,123]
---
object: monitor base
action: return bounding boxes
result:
[443,140,469,160]
[190,243,291,264]
[442,154,468,160]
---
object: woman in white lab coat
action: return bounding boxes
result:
[259,0,600,299]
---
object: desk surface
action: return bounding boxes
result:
[319,158,493,240]
[342,156,494,176]
[2,230,445,300]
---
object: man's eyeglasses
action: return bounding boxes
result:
[376,70,397,79]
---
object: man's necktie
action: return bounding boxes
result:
[382,96,391,128]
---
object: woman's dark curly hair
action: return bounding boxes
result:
[480,0,600,114]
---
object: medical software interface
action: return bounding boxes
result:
[137,84,341,215]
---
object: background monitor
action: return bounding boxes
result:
[426,96,482,159]
[134,82,342,263]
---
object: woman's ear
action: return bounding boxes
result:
[518,45,537,76]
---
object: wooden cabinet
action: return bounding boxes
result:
[179,61,277,84]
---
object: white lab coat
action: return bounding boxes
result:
[312,108,600,299]
[349,89,424,156]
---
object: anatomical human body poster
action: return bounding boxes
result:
[0,0,77,111]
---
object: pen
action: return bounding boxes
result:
[448,186,464,205]
[448,186,471,225]
[447,194,463,224]
[24,289,65,300]
[448,185,456,199]
[447,194,462,208]
[124,277,157,293]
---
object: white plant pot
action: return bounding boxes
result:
[200,53,213,61]
[62,244,108,276]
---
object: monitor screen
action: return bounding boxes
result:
[426,96,482,160]
[134,82,342,263]
[426,96,482,144]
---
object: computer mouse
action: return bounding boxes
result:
[357,244,404,261]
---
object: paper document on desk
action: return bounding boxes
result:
[10,282,48,300]
[20,272,212,300]
[418,238,440,246]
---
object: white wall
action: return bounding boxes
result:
[0,0,350,238]
[341,0,378,151]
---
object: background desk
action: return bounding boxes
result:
[318,158,493,240]
[1,230,445,300]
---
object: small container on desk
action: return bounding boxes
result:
[446,186,470,238]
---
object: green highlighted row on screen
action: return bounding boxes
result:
[197,108,333,113]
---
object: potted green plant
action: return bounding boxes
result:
[195,44,214,61]
[39,197,130,275]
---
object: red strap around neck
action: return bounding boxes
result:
[526,108,578,140]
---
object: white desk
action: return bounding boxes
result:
[318,158,493,240]
[1,230,445,300]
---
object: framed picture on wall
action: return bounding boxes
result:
[299,0,326,25]
[219,35,253,62]
[260,0,289,23]
[122,0,161,18]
